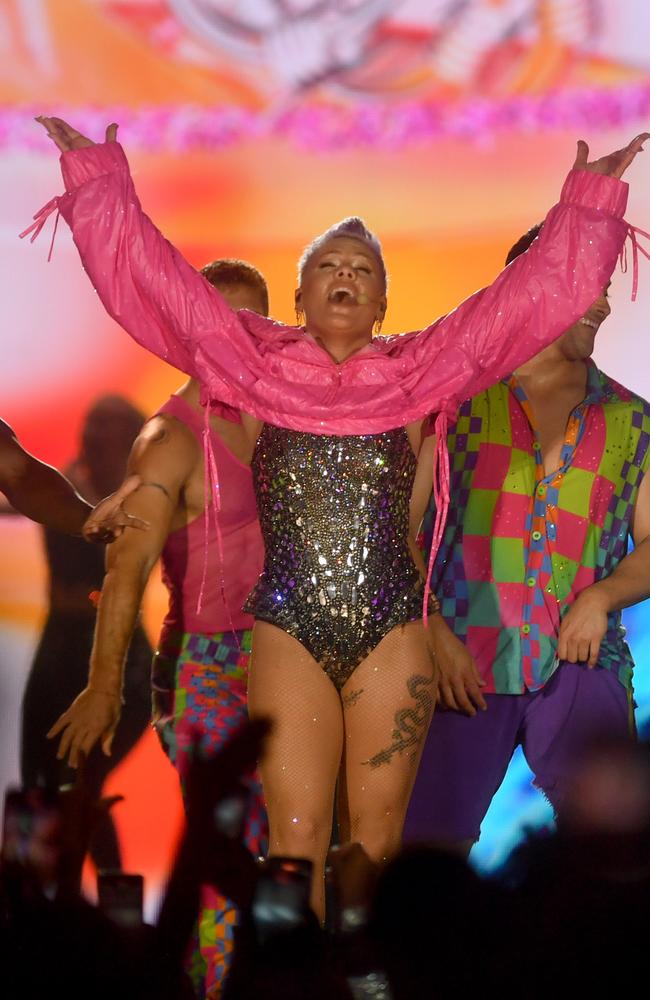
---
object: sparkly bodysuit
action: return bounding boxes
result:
[245,424,424,689]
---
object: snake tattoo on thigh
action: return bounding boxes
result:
[363,674,434,769]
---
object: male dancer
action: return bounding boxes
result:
[49,260,269,996]
[406,227,650,851]
[0,418,144,539]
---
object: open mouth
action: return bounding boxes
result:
[328,286,357,304]
[580,317,600,330]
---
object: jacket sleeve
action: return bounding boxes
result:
[398,169,629,411]
[53,142,252,379]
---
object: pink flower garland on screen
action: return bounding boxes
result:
[6,85,650,152]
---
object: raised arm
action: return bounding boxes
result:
[28,118,257,381]
[399,135,647,408]
[48,415,198,766]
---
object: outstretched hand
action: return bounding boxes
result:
[35,116,118,153]
[574,133,650,179]
[83,475,150,543]
[47,686,123,768]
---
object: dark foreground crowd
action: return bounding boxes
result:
[2,723,649,1000]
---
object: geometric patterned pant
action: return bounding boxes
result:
[152,629,268,998]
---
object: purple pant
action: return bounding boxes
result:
[404,663,633,844]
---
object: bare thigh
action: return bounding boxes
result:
[247,621,343,916]
[338,620,435,861]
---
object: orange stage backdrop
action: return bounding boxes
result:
[2,2,650,903]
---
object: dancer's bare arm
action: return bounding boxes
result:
[0,424,91,532]
[48,416,199,766]
[558,470,650,667]
[0,419,145,539]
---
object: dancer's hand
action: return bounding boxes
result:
[35,116,118,152]
[573,133,649,179]
[557,587,609,668]
[47,687,123,768]
[83,475,150,543]
[428,616,487,715]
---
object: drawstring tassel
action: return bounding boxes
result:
[423,411,450,628]
[197,401,239,644]
[19,196,61,262]
[197,402,213,616]
[620,222,650,302]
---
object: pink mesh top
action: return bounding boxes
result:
[156,394,263,641]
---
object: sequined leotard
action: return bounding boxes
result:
[245,424,424,689]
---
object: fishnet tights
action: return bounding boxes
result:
[247,620,435,919]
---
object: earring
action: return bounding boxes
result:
[296,308,305,327]
[373,318,383,336]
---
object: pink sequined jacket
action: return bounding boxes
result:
[24,142,631,615]
[27,142,629,435]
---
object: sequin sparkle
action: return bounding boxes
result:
[245,425,423,689]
